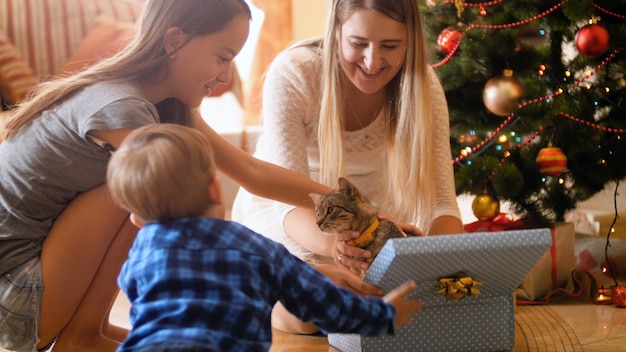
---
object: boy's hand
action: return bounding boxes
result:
[383,280,422,327]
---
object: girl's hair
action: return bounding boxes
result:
[312,0,435,229]
[107,124,217,223]
[1,0,251,141]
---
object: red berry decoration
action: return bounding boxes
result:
[437,26,462,55]
[536,146,567,176]
[575,23,610,59]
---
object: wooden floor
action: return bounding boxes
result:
[103,292,626,352]
[270,328,535,352]
[269,323,528,352]
[269,328,533,352]
[270,329,337,352]
[269,296,626,352]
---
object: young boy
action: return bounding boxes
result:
[106,124,421,352]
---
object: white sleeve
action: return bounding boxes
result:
[232,47,321,259]
[429,67,462,221]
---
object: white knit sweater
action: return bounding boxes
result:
[232,45,461,260]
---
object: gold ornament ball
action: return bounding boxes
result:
[472,194,500,221]
[482,69,524,117]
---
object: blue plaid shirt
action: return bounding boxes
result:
[117,218,395,352]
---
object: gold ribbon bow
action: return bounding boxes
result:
[455,0,465,17]
[437,273,482,301]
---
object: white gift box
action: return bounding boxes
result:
[328,228,552,352]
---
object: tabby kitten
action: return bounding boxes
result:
[310,177,405,265]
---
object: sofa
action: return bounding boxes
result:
[0,0,140,108]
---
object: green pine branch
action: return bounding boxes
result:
[422,0,626,224]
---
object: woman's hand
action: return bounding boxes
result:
[313,263,383,297]
[333,212,425,274]
[335,238,372,273]
[395,222,425,237]
[377,211,425,237]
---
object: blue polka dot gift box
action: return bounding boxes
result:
[328,228,552,352]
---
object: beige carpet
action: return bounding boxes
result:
[514,305,583,351]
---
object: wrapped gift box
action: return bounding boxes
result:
[328,229,552,352]
[516,223,575,301]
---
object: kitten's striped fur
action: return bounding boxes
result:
[310,177,405,265]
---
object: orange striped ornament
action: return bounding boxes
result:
[536,146,567,176]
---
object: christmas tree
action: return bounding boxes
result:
[422,0,626,227]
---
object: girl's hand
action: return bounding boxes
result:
[313,263,383,297]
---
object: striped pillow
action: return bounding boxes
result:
[59,15,134,76]
[0,30,38,106]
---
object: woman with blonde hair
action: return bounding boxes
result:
[0,1,363,351]
[233,0,463,334]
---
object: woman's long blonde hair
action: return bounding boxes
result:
[1,0,251,141]
[314,0,435,228]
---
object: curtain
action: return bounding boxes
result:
[244,0,292,124]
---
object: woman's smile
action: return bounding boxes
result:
[339,9,406,94]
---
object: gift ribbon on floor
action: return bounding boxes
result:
[517,269,618,305]
[516,228,620,305]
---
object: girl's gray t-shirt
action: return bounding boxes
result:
[0,81,159,274]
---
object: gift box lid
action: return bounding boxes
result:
[365,228,552,305]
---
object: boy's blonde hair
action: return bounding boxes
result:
[107,124,216,223]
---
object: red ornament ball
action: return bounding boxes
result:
[536,146,567,176]
[613,285,626,308]
[427,0,444,6]
[438,26,462,55]
[575,23,610,59]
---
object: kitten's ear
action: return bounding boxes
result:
[338,177,359,199]
[309,193,323,205]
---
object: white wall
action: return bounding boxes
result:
[206,1,331,215]
[291,0,329,41]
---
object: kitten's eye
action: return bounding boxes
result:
[327,206,335,215]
